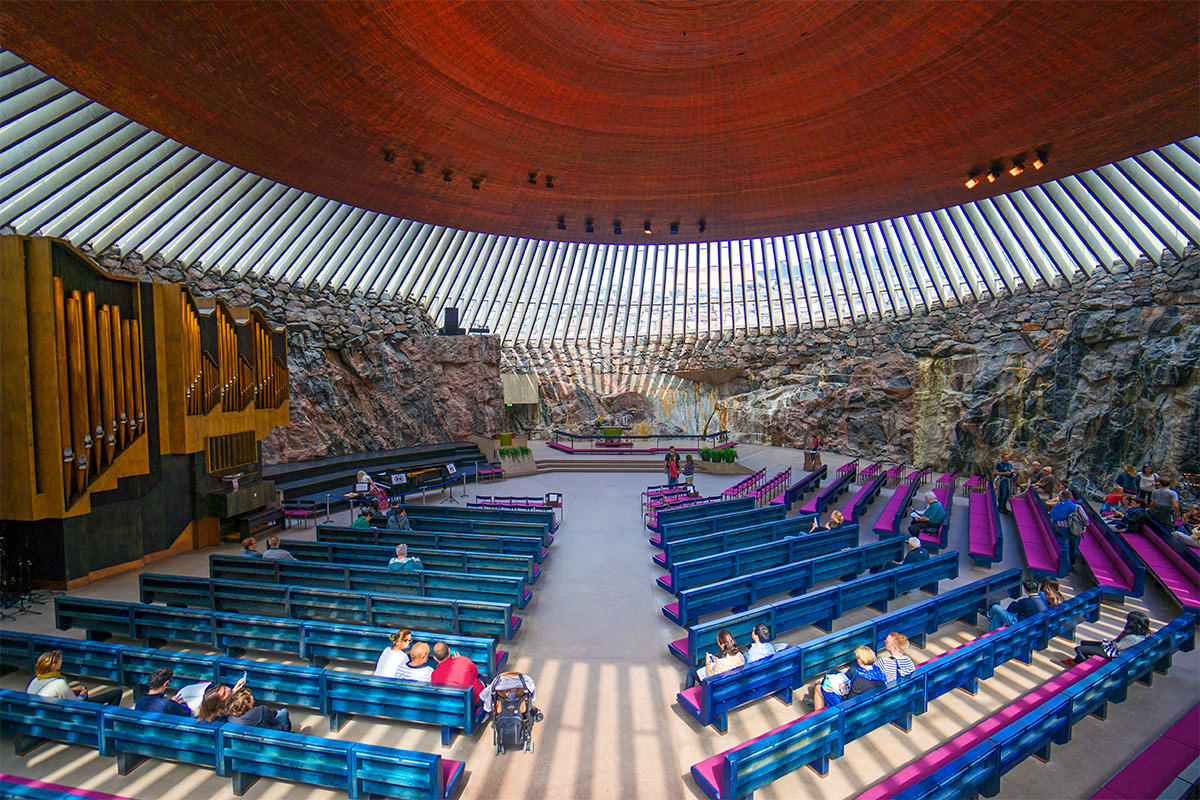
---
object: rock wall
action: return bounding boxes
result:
[99,249,504,463]
[505,249,1200,493]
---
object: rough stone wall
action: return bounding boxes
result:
[98,249,504,463]
[505,249,1200,493]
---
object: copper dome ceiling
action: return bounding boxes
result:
[2,0,1196,244]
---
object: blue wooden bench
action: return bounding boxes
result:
[0,689,465,799]
[276,538,539,583]
[773,465,828,509]
[675,569,1025,731]
[657,523,858,594]
[798,461,856,515]
[651,505,787,548]
[662,538,906,626]
[54,596,504,677]
[968,481,1004,567]
[139,574,521,639]
[839,471,886,523]
[687,590,1127,800]
[651,496,756,532]
[863,611,1196,800]
[669,551,960,667]
[400,515,554,545]
[654,514,819,570]
[317,524,548,562]
[0,630,483,746]
[209,553,533,608]
[396,501,556,532]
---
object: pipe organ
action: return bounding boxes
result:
[1,235,289,587]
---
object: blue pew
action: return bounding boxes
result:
[776,465,827,509]
[400,514,554,546]
[839,472,887,524]
[54,596,504,677]
[139,573,521,639]
[663,538,906,626]
[317,524,548,563]
[798,461,856,515]
[651,505,788,548]
[874,611,1196,800]
[686,590,1142,800]
[0,689,465,799]
[0,631,483,746]
[396,501,556,533]
[652,496,757,532]
[669,552,961,667]
[655,514,819,570]
[675,570,1025,731]
[275,538,539,583]
[873,475,921,538]
[209,553,533,608]
[968,482,1004,568]
[658,523,858,594]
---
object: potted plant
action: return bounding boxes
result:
[699,447,712,462]
[721,447,738,463]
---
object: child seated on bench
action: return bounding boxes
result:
[1072,611,1150,663]
[803,645,886,711]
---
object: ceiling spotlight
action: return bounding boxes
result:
[544,175,555,188]
[557,215,566,230]
[964,172,980,189]
[643,220,652,235]
[614,220,622,235]
[985,170,997,184]
[442,169,453,182]
[528,171,538,184]
[585,218,594,233]
[698,218,706,233]
[1032,149,1047,170]
[383,148,396,163]
[470,176,483,190]
[412,158,425,174]
[1008,159,1024,177]
[669,221,679,235]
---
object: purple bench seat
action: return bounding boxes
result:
[859,462,882,480]
[1090,703,1200,800]
[690,710,820,799]
[873,476,919,537]
[839,471,883,523]
[1079,517,1137,593]
[968,483,1002,567]
[1011,490,1063,575]
[1118,527,1200,610]
[857,657,1108,800]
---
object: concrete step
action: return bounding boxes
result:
[535,458,664,473]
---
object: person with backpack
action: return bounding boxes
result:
[1049,489,1086,569]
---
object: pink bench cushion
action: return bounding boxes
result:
[858,658,1106,800]
[1012,495,1059,571]
[677,685,703,716]
[1122,530,1200,608]
[442,759,465,795]
[692,711,821,796]
[656,574,673,591]
[663,601,681,621]
[652,552,667,567]
[0,775,138,800]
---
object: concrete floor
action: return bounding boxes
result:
[1,441,1196,800]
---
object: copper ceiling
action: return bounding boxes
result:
[2,1,1196,244]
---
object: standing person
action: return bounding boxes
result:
[1137,465,1159,505]
[682,455,695,487]
[1115,464,1140,501]
[993,453,1015,514]
[1049,489,1085,569]
[1149,477,1180,528]
[664,446,681,488]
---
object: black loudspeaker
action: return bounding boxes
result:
[442,307,463,335]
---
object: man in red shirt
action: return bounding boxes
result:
[430,642,485,708]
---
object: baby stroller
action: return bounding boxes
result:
[484,672,542,754]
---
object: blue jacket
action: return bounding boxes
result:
[134,693,191,716]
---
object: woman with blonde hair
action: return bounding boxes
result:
[357,469,390,513]
[374,628,413,678]
[811,645,886,711]
[809,509,846,533]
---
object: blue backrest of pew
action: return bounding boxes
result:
[668,523,855,592]
[0,688,105,751]
[661,513,819,568]
[317,525,546,562]
[656,496,757,528]
[276,539,536,582]
[658,504,788,544]
[102,705,221,767]
[396,501,554,529]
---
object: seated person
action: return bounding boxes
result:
[807,645,886,711]
[1073,611,1150,662]
[240,536,261,558]
[1115,464,1140,501]
[1099,485,1127,515]
[203,686,291,731]
[879,632,916,681]
[809,509,846,533]
[430,642,486,706]
[908,492,946,537]
[26,650,122,705]
[885,537,930,569]
[133,668,192,716]
[189,673,248,717]
[374,629,412,678]
[987,577,1048,631]
[745,624,778,663]
[396,642,435,682]
[1183,504,1200,528]
[387,543,423,571]
[351,509,374,529]
[695,629,745,683]
[1113,496,1150,533]
[386,506,412,530]
[261,534,296,561]
[1039,577,1065,607]
[1036,467,1061,504]
[1172,523,1200,549]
